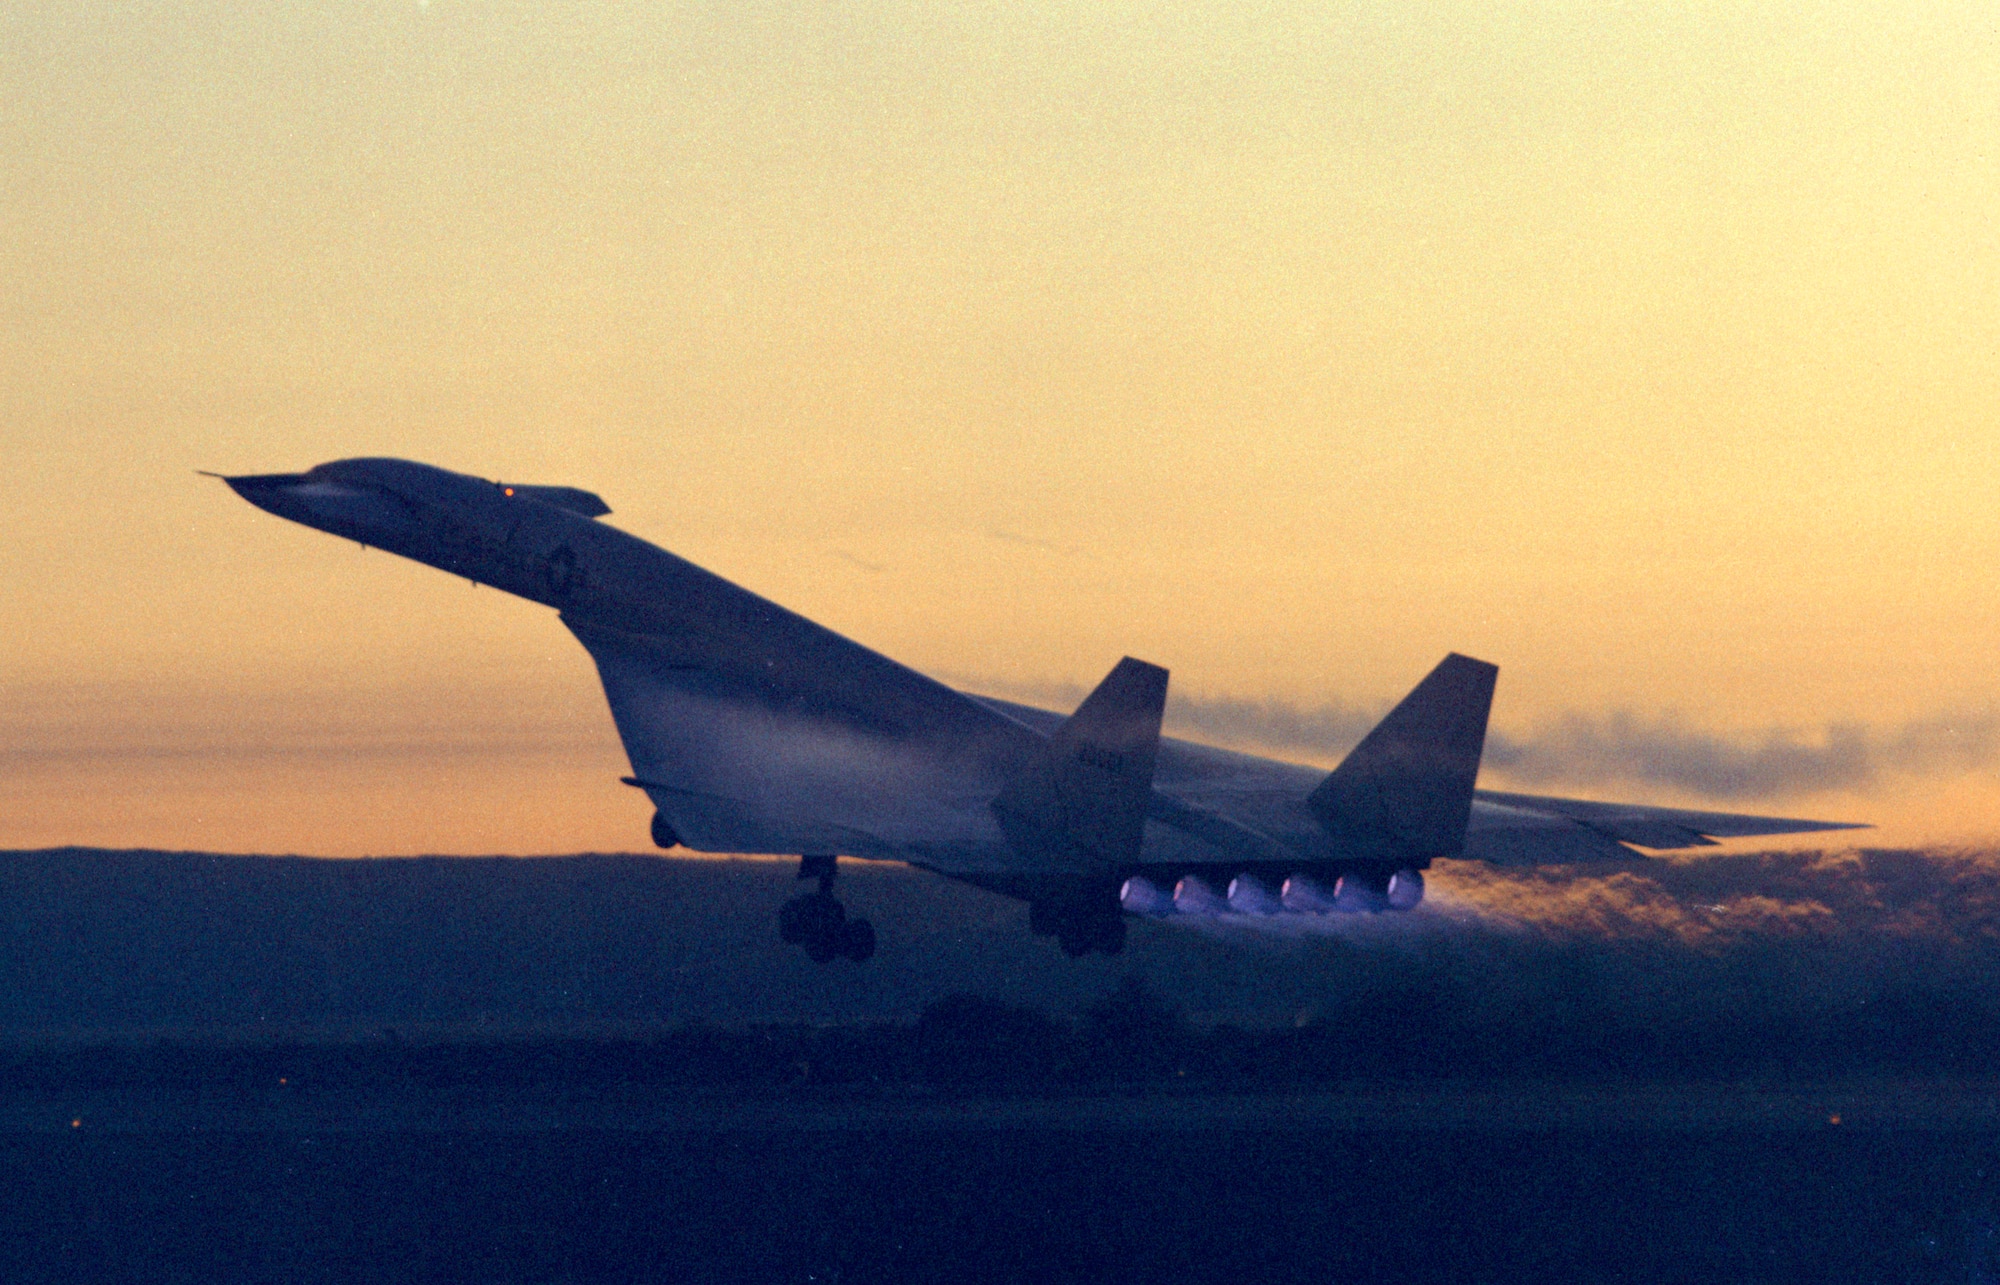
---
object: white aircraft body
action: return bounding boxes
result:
[219,459,1862,960]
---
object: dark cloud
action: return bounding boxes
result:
[1164,693,1380,761]
[1481,715,1876,799]
[1155,693,2000,802]
[1484,711,2000,799]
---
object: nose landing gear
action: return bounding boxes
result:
[779,854,875,963]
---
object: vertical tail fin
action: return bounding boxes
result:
[992,657,1169,871]
[1308,653,1497,861]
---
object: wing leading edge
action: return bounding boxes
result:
[1460,789,1868,865]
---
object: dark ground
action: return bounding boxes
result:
[11,1130,2000,1284]
[10,847,2000,1281]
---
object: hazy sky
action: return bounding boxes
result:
[4,1,1997,852]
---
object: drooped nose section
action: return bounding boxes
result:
[222,470,418,546]
[220,471,311,517]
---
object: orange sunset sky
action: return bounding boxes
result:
[4,2,1997,855]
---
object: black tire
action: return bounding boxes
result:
[780,893,843,945]
[840,918,876,962]
[805,928,842,964]
[778,894,811,943]
[650,812,680,850]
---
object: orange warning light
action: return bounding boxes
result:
[70,1119,80,1128]
[504,487,514,496]
[1828,1114,1842,1125]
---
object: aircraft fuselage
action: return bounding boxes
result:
[220,457,1865,960]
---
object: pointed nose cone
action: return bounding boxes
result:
[208,468,417,545]
[212,471,314,520]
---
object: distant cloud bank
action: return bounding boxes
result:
[10,674,1997,812]
[972,676,2000,802]
[1168,695,2000,801]
[1482,710,2000,799]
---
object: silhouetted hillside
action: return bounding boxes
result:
[7,847,2000,1085]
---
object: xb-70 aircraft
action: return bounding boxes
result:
[218,459,1862,962]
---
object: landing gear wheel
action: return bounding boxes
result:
[805,925,843,963]
[781,893,873,963]
[781,892,844,946]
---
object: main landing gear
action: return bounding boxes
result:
[1029,890,1127,957]
[779,854,875,963]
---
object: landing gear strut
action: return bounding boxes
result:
[779,854,875,963]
